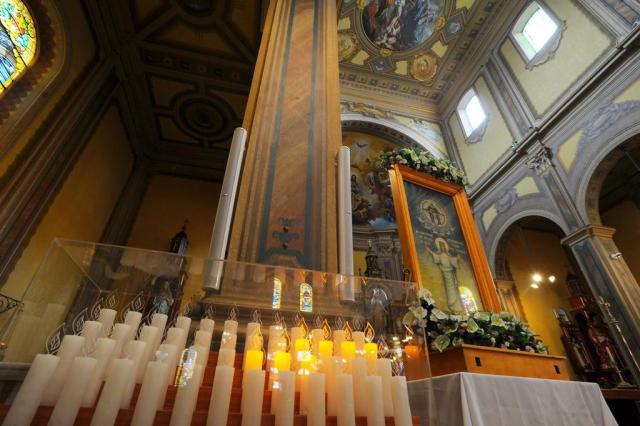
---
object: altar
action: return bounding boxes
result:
[408,372,617,426]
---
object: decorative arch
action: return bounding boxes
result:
[580,133,640,225]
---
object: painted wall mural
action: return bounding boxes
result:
[343,130,407,228]
[361,0,445,52]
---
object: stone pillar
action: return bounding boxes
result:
[562,225,640,383]
[229,0,341,271]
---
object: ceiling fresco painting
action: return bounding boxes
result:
[339,0,505,106]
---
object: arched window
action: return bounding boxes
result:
[0,0,37,94]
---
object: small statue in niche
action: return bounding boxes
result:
[152,279,175,316]
[169,221,189,255]
[587,312,618,369]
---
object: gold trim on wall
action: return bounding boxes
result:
[388,164,501,311]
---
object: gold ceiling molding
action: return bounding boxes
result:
[410,52,438,85]
[338,32,359,62]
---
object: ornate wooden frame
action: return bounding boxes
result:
[388,164,501,311]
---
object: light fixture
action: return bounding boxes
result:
[530,283,540,289]
[548,275,556,283]
[532,273,543,283]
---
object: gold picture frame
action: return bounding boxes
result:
[388,164,501,312]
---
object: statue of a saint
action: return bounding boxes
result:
[153,280,175,316]
[427,238,464,312]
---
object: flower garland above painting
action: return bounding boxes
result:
[379,147,468,186]
[403,289,549,354]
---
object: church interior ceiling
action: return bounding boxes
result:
[338,0,507,109]
[88,0,267,180]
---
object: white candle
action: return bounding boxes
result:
[306,373,325,426]
[176,315,191,337]
[244,322,261,353]
[151,313,168,332]
[336,374,356,426]
[333,330,346,356]
[376,358,394,416]
[207,366,234,426]
[49,356,97,425]
[275,370,295,426]
[131,361,169,426]
[240,369,265,426]
[200,318,215,333]
[81,320,103,352]
[82,338,116,407]
[109,323,131,360]
[217,348,236,368]
[366,375,385,426]
[124,311,142,341]
[90,359,134,426]
[326,356,345,416]
[157,343,179,410]
[310,329,323,355]
[352,331,365,354]
[223,319,238,335]
[289,327,304,358]
[391,376,412,426]
[97,309,117,337]
[220,332,237,350]
[351,357,368,416]
[137,326,160,382]
[3,354,59,425]
[169,364,203,426]
[194,330,213,351]
[41,335,85,405]
[165,327,186,350]
[122,340,147,408]
[299,374,309,414]
[192,345,208,382]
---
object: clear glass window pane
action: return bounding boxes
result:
[464,95,486,132]
[522,7,558,53]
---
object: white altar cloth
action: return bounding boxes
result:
[408,372,617,426]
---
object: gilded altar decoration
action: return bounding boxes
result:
[410,52,438,84]
[343,101,393,120]
[338,32,359,62]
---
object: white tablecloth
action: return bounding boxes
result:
[408,372,617,426]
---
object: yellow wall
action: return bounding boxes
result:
[449,76,514,184]
[1,105,134,299]
[354,249,367,276]
[0,0,97,177]
[500,0,613,116]
[505,229,574,360]
[601,200,640,285]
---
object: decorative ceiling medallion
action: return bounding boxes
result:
[409,52,438,85]
[360,0,445,52]
[338,32,359,62]
[179,0,214,15]
[173,94,237,144]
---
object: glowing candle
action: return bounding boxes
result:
[240,369,265,426]
[333,330,346,356]
[97,309,117,337]
[376,358,394,416]
[207,366,234,426]
[82,337,116,407]
[341,341,356,361]
[310,329,323,354]
[306,373,326,426]
[336,374,356,426]
[169,364,203,426]
[391,376,412,426]
[49,356,97,426]
[273,352,291,372]
[366,375,385,426]
[290,327,304,359]
[274,370,295,426]
[352,331,365,354]
[364,342,377,374]
[41,335,85,405]
[243,349,263,388]
[3,354,59,425]
[223,319,238,335]
[351,357,368,417]
[131,360,169,426]
[217,348,236,368]
[200,318,215,333]
[318,340,333,374]
[90,359,133,426]
[124,311,142,341]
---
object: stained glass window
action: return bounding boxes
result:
[0,0,37,93]
[299,283,313,313]
[272,277,282,310]
[459,286,478,314]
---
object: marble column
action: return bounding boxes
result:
[562,225,640,383]
[228,0,341,271]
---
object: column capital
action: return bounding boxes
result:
[561,224,616,246]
